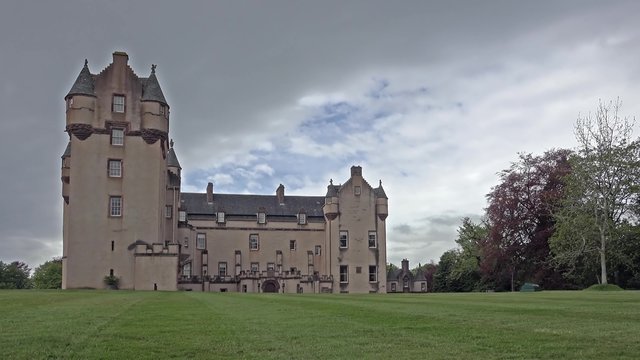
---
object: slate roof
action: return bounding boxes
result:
[66,60,95,99]
[374,181,388,199]
[167,148,181,169]
[141,67,168,105]
[181,193,325,217]
[61,142,71,158]
[325,184,339,197]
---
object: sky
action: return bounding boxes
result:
[1,1,640,270]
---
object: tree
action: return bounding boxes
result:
[32,258,63,289]
[483,149,571,291]
[0,261,32,289]
[551,99,640,285]
[432,218,486,292]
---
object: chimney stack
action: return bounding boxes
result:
[401,259,409,272]
[276,184,285,205]
[206,182,213,203]
[351,165,362,177]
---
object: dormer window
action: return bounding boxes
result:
[297,212,307,225]
[216,212,225,224]
[257,212,266,224]
[112,95,125,113]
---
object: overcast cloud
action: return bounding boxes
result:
[1,1,640,269]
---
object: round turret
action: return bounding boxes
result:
[375,180,388,221]
[65,59,96,140]
[140,65,169,144]
[323,179,339,220]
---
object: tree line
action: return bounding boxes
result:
[408,99,640,292]
[0,258,62,289]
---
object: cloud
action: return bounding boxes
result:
[2,1,640,269]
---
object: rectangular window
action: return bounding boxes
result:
[111,240,114,252]
[257,212,266,224]
[109,196,122,217]
[216,212,225,224]
[290,240,297,251]
[196,233,206,249]
[298,213,306,225]
[339,231,348,248]
[368,231,377,248]
[369,265,377,282]
[250,262,259,272]
[391,283,396,292]
[108,159,122,177]
[356,266,362,274]
[182,263,191,277]
[249,234,259,251]
[267,262,275,271]
[218,262,227,277]
[111,128,124,146]
[165,205,172,218]
[421,282,426,292]
[340,265,348,283]
[66,97,73,110]
[112,95,125,113]
[315,245,321,256]
[354,186,361,196]
[179,211,186,222]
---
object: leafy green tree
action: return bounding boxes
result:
[433,219,486,292]
[551,99,640,285]
[0,261,32,289]
[32,258,63,289]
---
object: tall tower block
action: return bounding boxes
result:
[62,52,174,289]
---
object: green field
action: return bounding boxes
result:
[1,290,638,359]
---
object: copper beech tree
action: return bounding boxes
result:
[483,149,571,291]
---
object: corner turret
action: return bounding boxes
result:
[141,64,169,144]
[65,59,96,140]
[323,179,339,220]
[374,180,388,221]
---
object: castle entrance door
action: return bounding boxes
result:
[262,280,280,293]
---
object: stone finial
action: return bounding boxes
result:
[151,64,157,74]
[379,180,382,186]
[84,59,88,67]
[170,139,174,148]
[329,179,333,185]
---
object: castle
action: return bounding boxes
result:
[61,52,391,293]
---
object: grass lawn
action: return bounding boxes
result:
[1,290,639,359]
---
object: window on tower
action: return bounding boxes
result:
[111,128,124,146]
[112,95,125,113]
[109,196,122,217]
[108,160,122,177]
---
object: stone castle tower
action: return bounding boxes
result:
[62,52,180,289]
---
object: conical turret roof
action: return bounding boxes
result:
[142,65,168,106]
[374,180,388,199]
[65,59,95,99]
[326,179,339,197]
[167,147,181,169]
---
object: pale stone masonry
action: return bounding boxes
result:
[61,52,388,293]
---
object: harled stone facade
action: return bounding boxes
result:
[61,52,388,293]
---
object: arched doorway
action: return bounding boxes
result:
[262,280,280,293]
